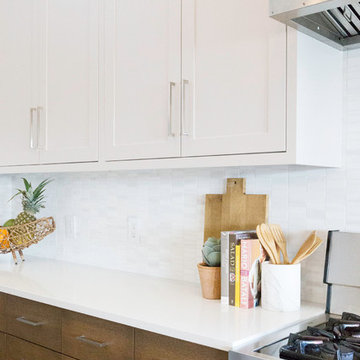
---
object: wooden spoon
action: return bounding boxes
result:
[256,225,278,265]
[260,224,281,264]
[270,229,282,262]
[270,225,288,264]
[291,231,318,264]
[270,224,290,264]
[275,243,281,263]
[261,224,282,264]
[292,235,323,264]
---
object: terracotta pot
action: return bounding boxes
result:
[197,263,221,300]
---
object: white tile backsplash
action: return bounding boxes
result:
[1,49,359,305]
[0,176,13,224]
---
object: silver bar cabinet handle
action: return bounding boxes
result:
[181,79,189,136]
[36,106,43,150]
[30,108,37,149]
[16,316,44,327]
[168,82,176,137]
[76,335,108,348]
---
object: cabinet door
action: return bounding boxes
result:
[0,333,5,360]
[135,329,227,360]
[181,0,287,157]
[104,0,181,160]
[0,0,40,166]
[6,335,61,360]
[62,310,134,360]
[6,294,62,352]
[38,0,99,164]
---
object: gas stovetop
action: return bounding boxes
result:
[279,312,360,360]
[230,312,360,360]
[229,313,328,360]
[229,231,360,360]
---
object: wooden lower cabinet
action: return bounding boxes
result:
[0,333,5,360]
[0,294,6,333]
[0,293,228,360]
[6,295,62,352]
[62,310,134,360]
[6,335,61,360]
[134,329,228,360]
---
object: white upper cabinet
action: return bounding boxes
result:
[0,0,343,172]
[38,0,99,164]
[103,0,181,160]
[0,0,99,167]
[0,0,40,166]
[181,0,287,157]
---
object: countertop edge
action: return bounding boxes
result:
[0,256,327,353]
[0,284,235,351]
[0,283,326,352]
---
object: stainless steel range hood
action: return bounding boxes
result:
[270,0,360,50]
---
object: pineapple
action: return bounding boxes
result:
[10,178,51,245]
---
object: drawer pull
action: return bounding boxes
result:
[16,316,44,327]
[76,335,108,348]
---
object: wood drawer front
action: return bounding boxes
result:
[7,335,61,360]
[135,329,228,360]
[6,295,62,351]
[0,332,5,360]
[62,311,134,360]
[0,294,6,333]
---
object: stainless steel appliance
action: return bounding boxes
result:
[229,231,360,360]
[269,1,360,50]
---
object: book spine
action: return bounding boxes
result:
[235,243,241,307]
[240,239,251,308]
[240,239,261,309]
[221,232,229,304]
[228,235,236,306]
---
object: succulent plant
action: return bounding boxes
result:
[202,237,221,267]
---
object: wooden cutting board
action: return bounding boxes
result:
[204,178,268,242]
[204,194,223,244]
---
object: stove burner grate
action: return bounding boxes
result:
[280,313,360,360]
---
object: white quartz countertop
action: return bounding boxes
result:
[0,256,325,351]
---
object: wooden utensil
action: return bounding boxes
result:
[256,225,278,264]
[292,233,323,264]
[260,224,281,264]
[275,242,281,263]
[291,231,319,264]
[270,224,290,264]
[256,225,276,264]
[203,178,268,241]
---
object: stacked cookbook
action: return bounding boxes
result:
[221,231,266,308]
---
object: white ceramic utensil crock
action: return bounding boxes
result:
[261,261,301,312]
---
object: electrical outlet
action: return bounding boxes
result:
[65,215,77,239]
[127,216,140,243]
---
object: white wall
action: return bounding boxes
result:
[0,176,13,226]
[3,48,359,305]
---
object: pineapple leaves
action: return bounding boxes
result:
[9,178,53,215]
[22,178,32,192]
[9,189,25,202]
[32,179,52,200]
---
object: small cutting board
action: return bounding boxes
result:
[204,178,268,242]
[204,194,223,243]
